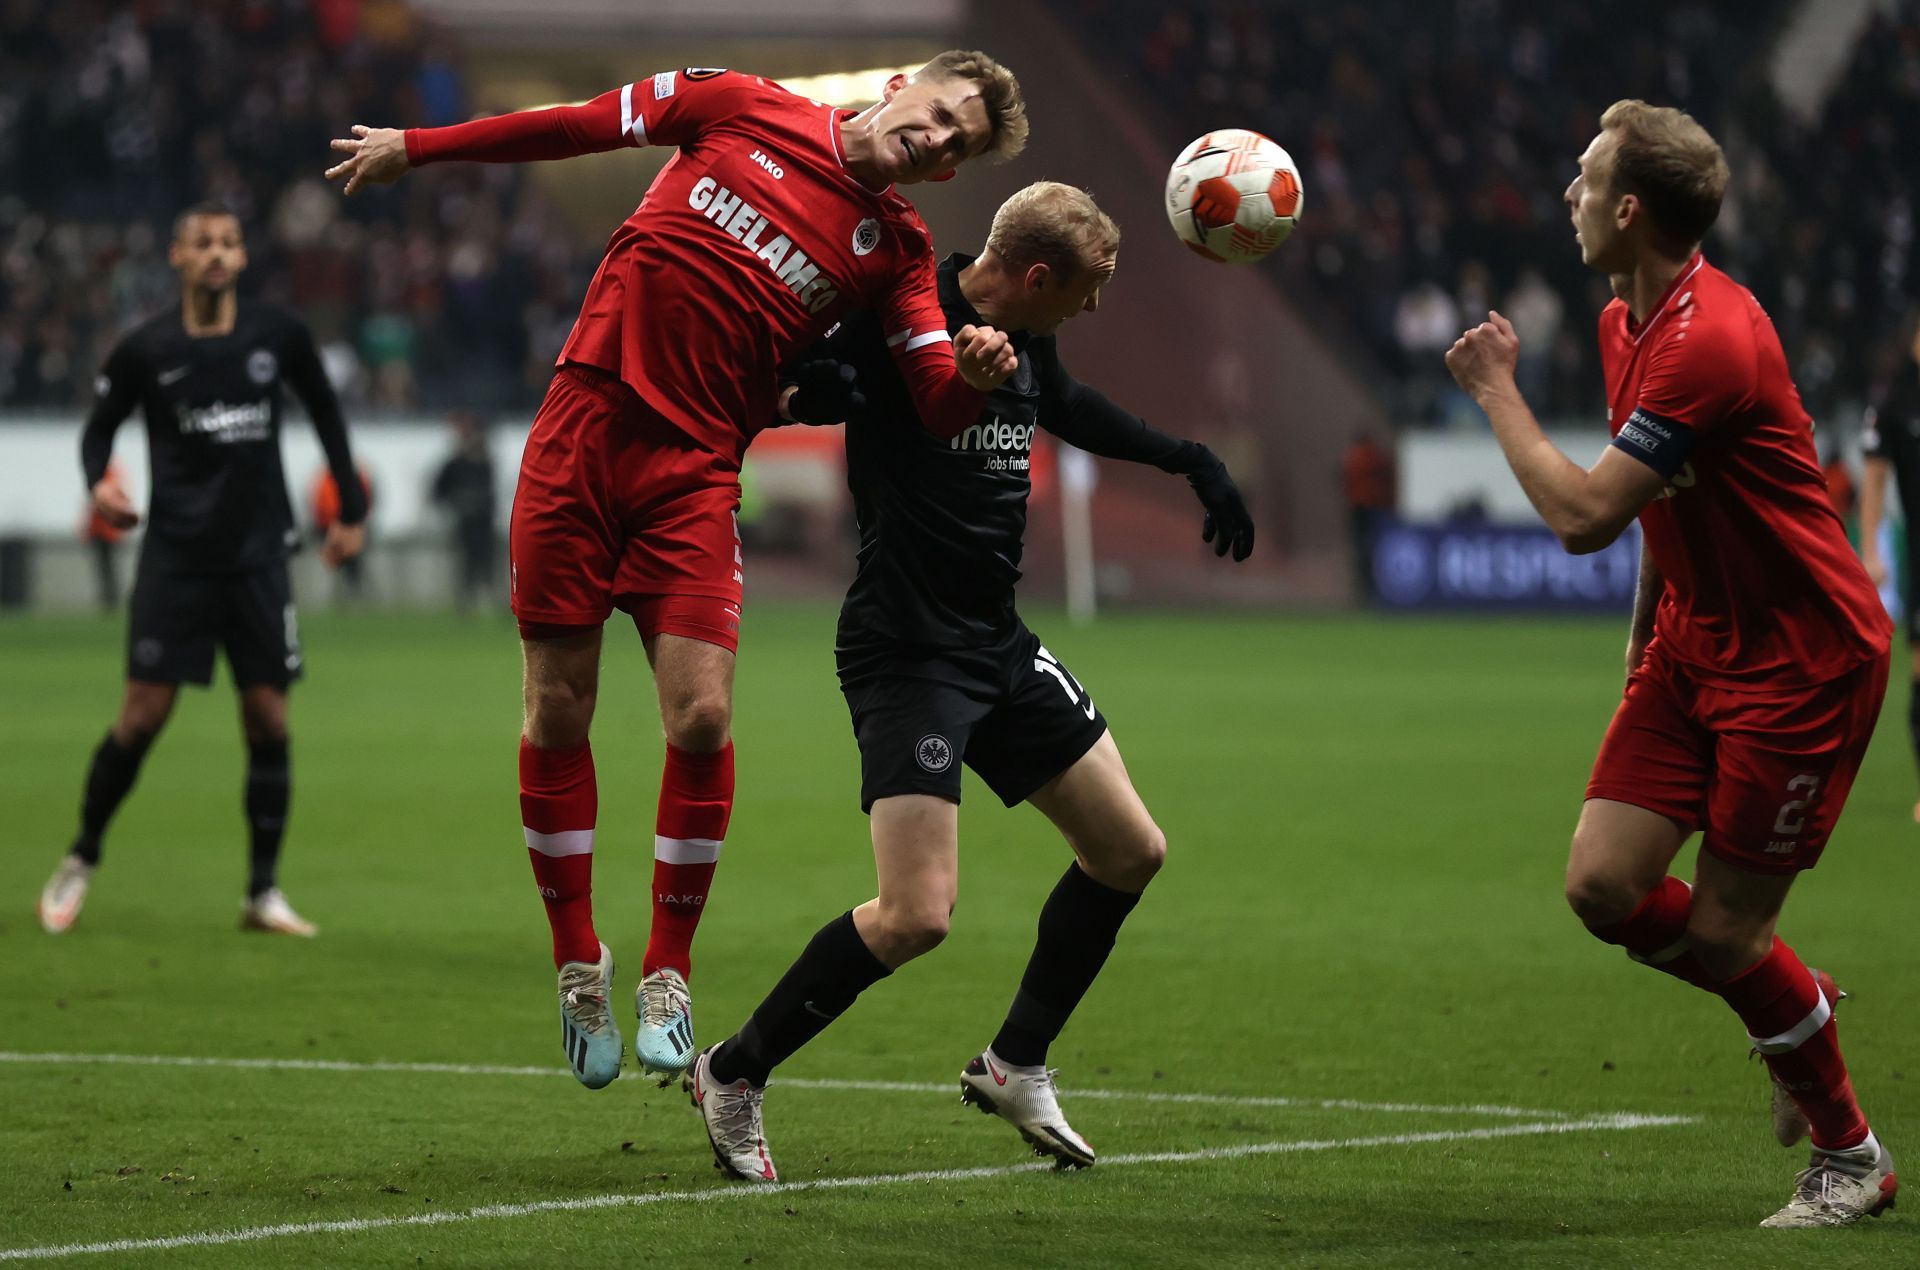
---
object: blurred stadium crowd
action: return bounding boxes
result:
[1074,0,1918,430]
[2,0,1915,433]
[0,0,594,414]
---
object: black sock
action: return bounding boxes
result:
[70,731,153,865]
[710,910,890,1086]
[1908,677,1920,781]
[990,864,1144,1067]
[245,739,291,899]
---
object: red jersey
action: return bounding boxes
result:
[1601,255,1889,688]
[405,69,981,466]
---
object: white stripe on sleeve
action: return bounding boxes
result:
[654,834,723,865]
[525,827,594,858]
[619,83,634,141]
[886,328,950,351]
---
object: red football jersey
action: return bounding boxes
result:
[406,69,980,465]
[1601,255,1889,688]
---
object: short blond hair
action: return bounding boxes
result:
[985,182,1120,278]
[1598,99,1729,248]
[918,49,1028,162]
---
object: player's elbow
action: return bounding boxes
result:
[1557,508,1630,555]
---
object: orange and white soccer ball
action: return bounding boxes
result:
[1165,129,1304,264]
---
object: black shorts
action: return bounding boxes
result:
[838,621,1108,813]
[127,554,303,688]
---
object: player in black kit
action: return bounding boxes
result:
[687,183,1254,1181]
[35,205,367,937]
[1858,309,1920,819]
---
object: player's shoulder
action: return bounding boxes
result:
[674,68,800,111]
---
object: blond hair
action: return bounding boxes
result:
[1598,99,1729,248]
[918,49,1028,162]
[985,182,1120,279]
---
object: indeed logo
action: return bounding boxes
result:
[177,399,270,442]
[950,419,1035,453]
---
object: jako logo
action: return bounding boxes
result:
[537,886,558,899]
[750,149,784,179]
[657,893,706,906]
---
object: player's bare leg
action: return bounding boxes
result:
[691,795,952,1181]
[633,632,736,1079]
[962,732,1163,1169]
[235,684,313,936]
[39,680,177,933]
[522,627,621,1088]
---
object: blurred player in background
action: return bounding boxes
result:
[430,410,499,613]
[1856,311,1920,819]
[1446,101,1895,1229]
[36,205,367,938]
[326,54,1025,1088]
[685,183,1254,1181]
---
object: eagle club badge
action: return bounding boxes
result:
[851,218,880,257]
[246,349,277,384]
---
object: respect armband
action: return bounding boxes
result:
[1611,407,1696,480]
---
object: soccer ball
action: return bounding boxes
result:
[1164,130,1304,264]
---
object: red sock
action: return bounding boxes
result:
[1717,939,1868,1151]
[1588,875,1714,989]
[520,736,600,969]
[644,741,734,979]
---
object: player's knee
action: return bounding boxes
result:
[1097,823,1166,891]
[116,694,174,745]
[523,679,596,746]
[1683,908,1772,974]
[664,694,731,753]
[1564,871,1640,930]
[876,906,950,962]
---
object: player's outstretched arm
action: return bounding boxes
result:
[1037,352,1253,560]
[327,86,646,195]
[1448,310,1665,554]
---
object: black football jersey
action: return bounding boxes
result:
[820,253,1195,661]
[81,300,364,573]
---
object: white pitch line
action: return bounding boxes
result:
[0,1113,1694,1263]
[0,1052,1571,1120]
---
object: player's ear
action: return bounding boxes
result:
[1024,262,1051,293]
[881,72,908,102]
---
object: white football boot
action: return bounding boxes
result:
[37,855,94,934]
[1761,1134,1898,1228]
[960,1049,1095,1169]
[635,967,696,1083]
[685,1046,777,1182]
[238,887,318,937]
[556,942,622,1089]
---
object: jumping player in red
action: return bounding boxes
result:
[324,53,1025,1088]
[1446,100,1895,1229]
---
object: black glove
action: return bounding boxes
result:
[1185,446,1255,561]
[783,359,866,425]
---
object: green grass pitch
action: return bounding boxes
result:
[2,605,1917,1267]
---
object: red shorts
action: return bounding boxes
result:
[1586,645,1888,873]
[510,365,744,652]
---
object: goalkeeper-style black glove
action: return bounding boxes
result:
[1183,445,1255,561]
[783,359,866,425]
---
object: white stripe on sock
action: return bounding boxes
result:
[524,828,594,858]
[1748,989,1832,1055]
[654,834,722,864]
